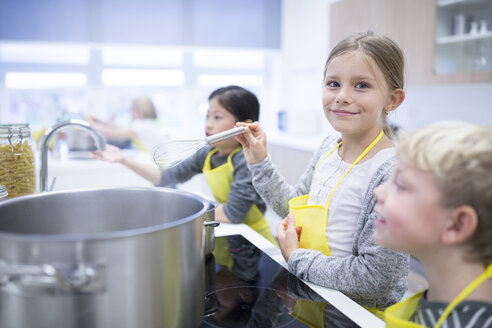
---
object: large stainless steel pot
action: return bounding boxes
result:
[0,187,211,328]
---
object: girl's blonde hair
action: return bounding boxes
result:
[324,31,405,137]
[132,97,157,119]
[396,121,492,266]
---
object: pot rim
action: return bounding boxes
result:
[0,186,210,242]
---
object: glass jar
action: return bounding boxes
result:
[0,184,7,201]
[0,124,35,198]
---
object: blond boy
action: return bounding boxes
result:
[373,121,492,327]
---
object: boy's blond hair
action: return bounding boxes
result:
[396,121,492,266]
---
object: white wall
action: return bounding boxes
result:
[395,83,492,131]
[279,0,339,137]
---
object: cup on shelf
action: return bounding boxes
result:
[479,20,488,34]
[452,14,467,35]
[470,21,479,35]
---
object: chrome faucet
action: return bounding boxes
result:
[39,119,106,192]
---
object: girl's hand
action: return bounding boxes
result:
[87,114,104,125]
[235,121,268,164]
[276,214,302,262]
[92,144,125,163]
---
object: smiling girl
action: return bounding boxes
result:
[236,31,410,309]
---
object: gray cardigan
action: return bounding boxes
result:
[248,135,409,308]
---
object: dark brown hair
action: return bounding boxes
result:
[209,85,260,122]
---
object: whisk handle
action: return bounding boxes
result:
[206,126,246,145]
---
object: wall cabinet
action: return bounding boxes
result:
[330,0,492,85]
[435,0,492,76]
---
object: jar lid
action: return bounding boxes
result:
[0,123,30,129]
[0,123,31,138]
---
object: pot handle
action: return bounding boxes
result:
[209,201,218,210]
[204,220,220,228]
[0,259,104,293]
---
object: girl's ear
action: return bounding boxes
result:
[441,205,478,245]
[385,89,405,113]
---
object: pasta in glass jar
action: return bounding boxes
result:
[0,124,35,198]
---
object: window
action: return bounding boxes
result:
[0,43,90,64]
[0,42,280,138]
[102,69,185,86]
[6,72,87,89]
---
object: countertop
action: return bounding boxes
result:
[46,150,154,191]
[215,222,385,328]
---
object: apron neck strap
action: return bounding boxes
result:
[435,264,492,328]
[325,130,384,205]
[315,141,342,171]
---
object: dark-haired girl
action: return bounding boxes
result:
[93,86,277,250]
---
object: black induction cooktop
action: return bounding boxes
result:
[201,235,360,328]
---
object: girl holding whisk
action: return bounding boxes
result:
[236,31,409,310]
[92,85,276,246]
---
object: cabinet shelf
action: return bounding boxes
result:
[436,31,492,44]
[438,0,489,7]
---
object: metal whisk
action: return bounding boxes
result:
[153,126,246,168]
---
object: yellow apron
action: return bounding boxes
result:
[289,130,384,255]
[384,264,492,328]
[290,131,384,327]
[204,147,277,268]
[131,136,148,152]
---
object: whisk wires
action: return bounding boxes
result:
[153,139,207,168]
[153,126,246,169]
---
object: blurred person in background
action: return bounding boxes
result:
[88,97,167,153]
